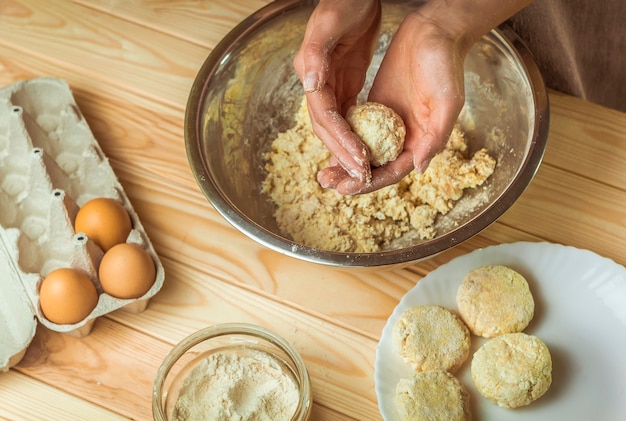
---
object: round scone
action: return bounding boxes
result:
[471,332,552,409]
[393,305,471,372]
[456,265,534,338]
[396,370,472,421]
[345,102,406,167]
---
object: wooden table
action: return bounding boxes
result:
[1,1,625,420]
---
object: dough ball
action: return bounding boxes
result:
[471,332,552,408]
[456,265,534,338]
[395,370,472,421]
[393,305,471,373]
[346,102,406,167]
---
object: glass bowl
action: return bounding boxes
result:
[153,323,312,420]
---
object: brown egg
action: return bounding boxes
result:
[75,197,132,252]
[39,268,99,325]
[99,243,156,299]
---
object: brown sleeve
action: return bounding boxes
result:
[507,0,626,112]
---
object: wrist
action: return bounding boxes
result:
[413,0,534,55]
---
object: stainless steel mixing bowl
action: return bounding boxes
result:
[185,0,549,268]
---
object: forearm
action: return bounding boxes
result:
[416,0,535,54]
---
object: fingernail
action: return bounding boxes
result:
[317,172,333,188]
[303,71,319,92]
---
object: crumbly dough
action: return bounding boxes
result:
[345,102,406,167]
[261,98,496,253]
[395,370,472,421]
[456,265,535,338]
[393,305,471,373]
[471,332,552,409]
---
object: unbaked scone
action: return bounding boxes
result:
[393,305,471,372]
[471,332,552,408]
[456,265,534,338]
[345,102,406,167]
[395,370,472,421]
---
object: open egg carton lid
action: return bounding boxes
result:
[0,77,165,371]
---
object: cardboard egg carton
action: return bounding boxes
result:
[0,77,165,371]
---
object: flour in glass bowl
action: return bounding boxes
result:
[172,350,300,421]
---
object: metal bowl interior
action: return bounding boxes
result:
[186,0,549,268]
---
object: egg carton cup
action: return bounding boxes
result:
[0,77,165,371]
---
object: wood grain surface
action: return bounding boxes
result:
[1,1,625,420]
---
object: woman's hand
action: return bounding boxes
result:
[297,0,534,195]
[293,0,381,183]
[318,11,467,194]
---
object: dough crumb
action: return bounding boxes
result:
[346,102,405,167]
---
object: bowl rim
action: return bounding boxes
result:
[185,0,549,268]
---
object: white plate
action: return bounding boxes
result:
[375,242,626,420]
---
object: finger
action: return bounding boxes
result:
[413,97,462,172]
[296,40,333,93]
[311,113,371,182]
[317,165,349,189]
[306,88,372,182]
[294,4,347,92]
[410,131,437,173]
[336,151,414,195]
